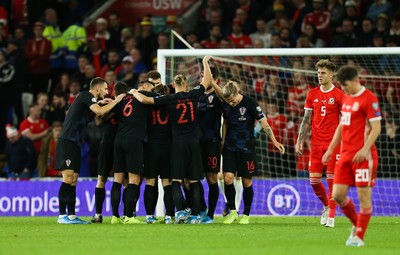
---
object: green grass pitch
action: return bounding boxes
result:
[1,216,399,255]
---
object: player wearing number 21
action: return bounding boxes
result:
[322,66,381,247]
[131,55,213,224]
[295,59,345,228]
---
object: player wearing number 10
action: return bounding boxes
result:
[132,55,213,223]
[295,59,345,228]
[322,66,381,247]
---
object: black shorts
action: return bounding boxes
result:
[143,142,171,179]
[222,147,258,178]
[200,141,221,173]
[97,139,114,177]
[171,141,203,180]
[113,135,144,174]
[55,138,81,173]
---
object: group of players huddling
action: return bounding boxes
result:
[54,55,381,247]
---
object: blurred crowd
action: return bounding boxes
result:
[0,0,399,178]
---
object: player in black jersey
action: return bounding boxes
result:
[212,81,285,224]
[197,66,223,223]
[131,55,213,224]
[55,77,125,224]
[111,80,155,224]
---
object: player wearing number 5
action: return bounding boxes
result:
[295,59,345,228]
[131,55,213,223]
[322,66,381,247]
[220,82,285,224]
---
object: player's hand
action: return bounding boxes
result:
[295,142,303,155]
[352,148,368,163]
[128,89,137,94]
[322,150,332,165]
[114,93,126,103]
[274,142,285,155]
[203,55,212,62]
[131,90,143,102]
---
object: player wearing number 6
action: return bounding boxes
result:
[295,59,345,228]
[131,55,213,224]
[322,66,381,247]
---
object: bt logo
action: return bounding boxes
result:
[267,184,300,216]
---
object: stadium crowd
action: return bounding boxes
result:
[0,0,399,178]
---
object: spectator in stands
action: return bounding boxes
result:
[279,27,296,48]
[43,8,65,81]
[108,12,123,51]
[329,0,346,31]
[0,48,15,152]
[62,15,86,72]
[201,24,222,48]
[136,17,157,68]
[199,9,225,40]
[25,22,52,96]
[302,0,331,44]
[296,33,313,48]
[5,124,36,178]
[129,48,147,74]
[94,17,110,51]
[36,92,50,120]
[292,0,313,36]
[37,121,63,177]
[250,18,271,48]
[343,0,361,33]
[234,6,255,35]
[104,69,117,97]
[117,55,138,89]
[389,14,400,42]
[355,18,375,47]
[263,73,286,113]
[287,72,313,115]
[225,0,260,35]
[71,54,89,86]
[251,66,267,100]
[303,23,326,47]
[252,38,264,48]
[375,13,390,35]
[120,36,137,59]
[19,103,50,155]
[6,38,25,123]
[227,18,252,48]
[120,27,133,46]
[366,0,392,22]
[13,26,27,46]
[46,91,68,124]
[67,80,81,105]
[266,3,288,35]
[100,48,122,77]
[372,33,385,48]
[54,72,71,94]
[220,37,233,48]
[199,0,224,32]
[81,63,96,91]
[331,18,357,47]
[86,36,107,76]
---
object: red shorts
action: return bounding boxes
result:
[309,145,340,174]
[334,155,378,187]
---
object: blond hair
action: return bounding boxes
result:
[222,81,239,98]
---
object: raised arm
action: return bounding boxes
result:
[90,93,125,116]
[211,79,224,100]
[259,117,285,154]
[200,55,212,90]
[295,109,312,155]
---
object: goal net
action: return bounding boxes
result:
[157,47,400,217]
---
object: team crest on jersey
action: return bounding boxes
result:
[66,159,71,167]
[372,102,379,110]
[91,98,97,103]
[328,98,334,104]
[352,102,359,111]
[239,107,246,115]
[208,95,214,103]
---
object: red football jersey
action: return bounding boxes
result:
[340,87,381,161]
[19,117,49,154]
[304,85,345,146]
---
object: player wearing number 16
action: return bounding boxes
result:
[131,55,213,223]
[322,66,381,247]
[295,59,345,228]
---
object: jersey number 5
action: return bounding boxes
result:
[177,101,194,124]
[321,106,326,116]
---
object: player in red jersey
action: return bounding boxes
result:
[322,66,381,247]
[295,59,345,228]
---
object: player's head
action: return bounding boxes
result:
[228,77,241,92]
[315,59,335,86]
[222,81,241,106]
[173,74,188,91]
[90,77,109,99]
[147,70,162,86]
[113,81,128,96]
[266,98,278,114]
[138,80,155,92]
[153,84,170,95]
[336,65,359,94]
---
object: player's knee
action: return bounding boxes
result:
[206,173,218,184]
[224,173,234,184]
[309,176,322,185]
[242,178,252,188]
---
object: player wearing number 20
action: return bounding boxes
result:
[322,66,381,247]
[131,55,213,224]
[295,59,345,228]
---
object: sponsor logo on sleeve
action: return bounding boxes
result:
[91,98,97,103]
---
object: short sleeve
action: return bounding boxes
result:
[366,92,381,122]
[251,98,265,120]
[80,91,97,108]
[189,85,206,99]
[304,91,313,110]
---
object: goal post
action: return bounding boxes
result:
[155,47,400,217]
